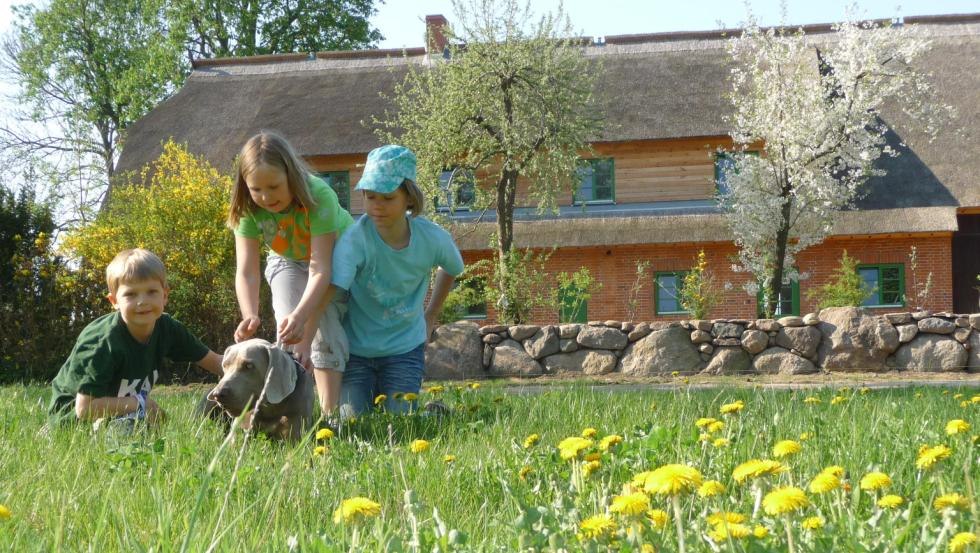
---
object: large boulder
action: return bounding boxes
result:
[425,322,485,380]
[753,347,818,375]
[543,350,618,375]
[577,326,628,350]
[488,339,543,377]
[817,307,899,371]
[917,317,956,334]
[619,326,703,376]
[775,326,821,359]
[523,326,559,359]
[890,334,968,372]
[508,325,540,341]
[712,323,744,339]
[741,330,769,354]
[702,347,753,375]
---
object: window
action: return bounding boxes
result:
[757,280,801,317]
[558,284,588,323]
[317,171,350,210]
[715,151,759,196]
[575,158,615,204]
[437,168,476,211]
[456,276,487,319]
[859,264,905,307]
[655,272,687,315]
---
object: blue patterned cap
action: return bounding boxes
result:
[355,145,417,194]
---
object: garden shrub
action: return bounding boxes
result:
[680,250,722,319]
[808,250,873,309]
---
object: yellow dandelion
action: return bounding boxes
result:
[706,512,747,525]
[632,470,656,487]
[333,497,381,524]
[830,396,847,405]
[709,522,752,541]
[809,472,840,494]
[558,437,593,461]
[963,401,971,408]
[860,387,871,395]
[698,432,712,442]
[469,382,481,389]
[640,464,703,495]
[762,486,809,516]
[316,428,335,441]
[971,395,980,404]
[696,417,719,428]
[720,400,745,414]
[916,445,953,470]
[946,419,971,435]
[581,427,598,438]
[877,495,904,509]
[313,445,327,457]
[821,465,845,477]
[954,393,964,400]
[642,545,655,553]
[753,525,769,539]
[732,459,787,483]
[698,480,726,497]
[803,396,821,405]
[610,492,650,517]
[443,455,456,463]
[583,460,601,478]
[584,452,601,462]
[426,385,445,394]
[409,439,430,453]
[773,440,802,458]
[949,532,977,553]
[402,392,418,401]
[523,433,541,449]
[802,516,824,530]
[599,434,624,451]
[578,514,616,540]
[0,504,10,520]
[707,421,725,434]
[671,371,680,377]
[646,509,670,528]
[799,432,815,441]
[712,437,731,448]
[859,472,892,491]
[934,493,969,512]
[518,466,533,481]
[374,394,387,406]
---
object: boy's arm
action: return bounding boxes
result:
[75,393,163,423]
[424,269,457,341]
[196,350,224,377]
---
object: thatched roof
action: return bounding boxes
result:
[116,14,980,243]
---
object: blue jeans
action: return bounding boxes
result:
[338,343,425,418]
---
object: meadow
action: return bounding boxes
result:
[0,382,977,552]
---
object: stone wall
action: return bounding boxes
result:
[424,307,980,379]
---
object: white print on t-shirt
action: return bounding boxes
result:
[117,370,159,397]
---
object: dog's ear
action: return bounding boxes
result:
[262,344,297,404]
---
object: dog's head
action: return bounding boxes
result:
[207,338,297,416]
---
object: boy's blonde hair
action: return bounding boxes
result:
[106,249,167,294]
[401,179,425,217]
[227,131,317,229]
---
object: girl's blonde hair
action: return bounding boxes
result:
[401,179,425,217]
[227,131,316,229]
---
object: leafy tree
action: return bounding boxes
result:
[719,15,952,316]
[376,0,603,323]
[807,250,872,310]
[679,250,722,320]
[169,0,383,60]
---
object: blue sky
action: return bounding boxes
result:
[371,0,979,48]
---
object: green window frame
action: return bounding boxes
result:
[654,271,688,315]
[437,168,476,211]
[558,284,588,323]
[317,171,350,211]
[858,264,905,308]
[574,158,615,204]
[757,280,801,317]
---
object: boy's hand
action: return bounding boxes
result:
[425,312,438,343]
[144,397,165,424]
[235,316,260,342]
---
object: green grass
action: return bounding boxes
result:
[1,382,977,552]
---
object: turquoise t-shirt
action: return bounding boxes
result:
[235,175,354,261]
[332,215,464,357]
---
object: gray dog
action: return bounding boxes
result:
[203,338,314,441]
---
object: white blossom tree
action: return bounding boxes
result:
[719,15,952,316]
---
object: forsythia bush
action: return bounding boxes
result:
[680,250,722,319]
[62,141,238,374]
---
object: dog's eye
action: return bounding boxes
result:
[243,361,255,371]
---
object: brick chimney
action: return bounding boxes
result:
[425,14,449,55]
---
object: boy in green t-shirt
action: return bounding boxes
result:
[48,249,224,427]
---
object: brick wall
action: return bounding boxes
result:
[459,234,953,324]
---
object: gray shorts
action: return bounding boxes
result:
[264,253,349,372]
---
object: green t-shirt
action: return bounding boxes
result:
[235,175,354,261]
[47,311,209,424]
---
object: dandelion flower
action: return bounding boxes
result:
[599,434,623,451]
[831,396,847,405]
[402,392,418,402]
[313,445,327,457]
[671,371,680,377]
[698,432,712,442]
[821,465,845,477]
[409,439,430,453]
[585,452,601,462]
[720,400,745,414]
[646,509,670,528]
[558,437,593,460]
[468,382,481,389]
[713,438,731,448]
[333,497,381,524]
[709,522,751,541]
[696,417,719,428]
[803,397,821,405]
[801,516,824,530]
[949,532,977,553]
[523,433,540,449]
[859,472,892,491]
[698,480,726,497]
[583,460,601,478]
[762,486,809,516]
[753,525,769,538]
[877,495,904,509]
[860,387,871,395]
[426,385,445,394]
[733,459,787,483]
[934,493,969,512]
[707,421,725,434]
[799,432,815,441]
[316,428,334,441]
[773,440,802,458]
[374,394,387,406]
[706,512,747,525]
[916,445,953,470]
[578,514,616,540]
[809,472,840,494]
[518,466,533,480]
[971,394,980,404]
[581,427,598,439]
[640,464,703,495]
[946,420,971,435]
[610,492,650,517]
[954,393,964,399]
[443,455,456,463]
[0,504,10,520]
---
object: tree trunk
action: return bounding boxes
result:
[768,167,794,318]
[495,169,518,322]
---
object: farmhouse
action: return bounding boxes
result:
[117,13,980,323]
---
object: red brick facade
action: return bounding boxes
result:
[459,233,953,324]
